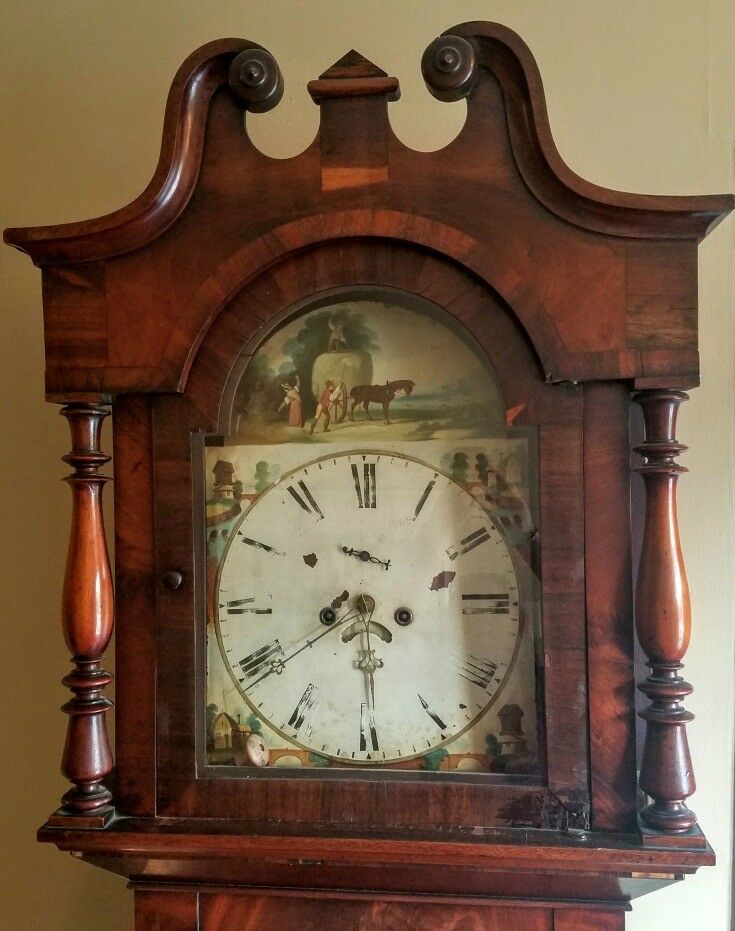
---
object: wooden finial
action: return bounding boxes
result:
[307,50,400,102]
[421,35,478,101]
[633,389,696,834]
[47,404,115,828]
[228,47,283,113]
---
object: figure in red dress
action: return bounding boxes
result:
[278,375,303,427]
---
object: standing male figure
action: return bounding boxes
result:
[327,317,347,352]
[309,379,340,434]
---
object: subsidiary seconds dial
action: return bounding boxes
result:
[215,450,521,765]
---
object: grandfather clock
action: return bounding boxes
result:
[5,22,732,931]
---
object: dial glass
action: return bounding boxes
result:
[203,289,542,776]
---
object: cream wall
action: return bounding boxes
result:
[1,2,733,929]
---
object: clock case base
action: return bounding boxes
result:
[135,892,628,931]
[40,819,712,927]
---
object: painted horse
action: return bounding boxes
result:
[349,380,415,424]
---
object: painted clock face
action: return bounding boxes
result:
[215,450,521,765]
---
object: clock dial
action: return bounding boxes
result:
[215,451,521,765]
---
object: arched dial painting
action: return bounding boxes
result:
[203,289,542,775]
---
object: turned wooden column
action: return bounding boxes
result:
[633,389,696,834]
[48,403,115,828]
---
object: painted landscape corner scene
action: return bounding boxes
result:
[231,296,508,444]
[204,693,538,776]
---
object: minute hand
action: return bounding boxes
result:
[247,605,361,689]
[341,546,390,570]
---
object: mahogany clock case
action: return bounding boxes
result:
[4,18,733,924]
[148,253,587,832]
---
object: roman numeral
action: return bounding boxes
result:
[461,593,510,615]
[456,653,498,691]
[221,596,272,615]
[287,683,319,736]
[417,693,447,732]
[360,702,379,752]
[413,478,436,519]
[287,480,324,520]
[238,534,285,556]
[351,462,376,508]
[238,640,284,683]
[446,527,491,560]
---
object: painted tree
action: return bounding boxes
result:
[421,748,449,771]
[451,451,469,484]
[245,713,262,734]
[475,452,490,485]
[232,351,278,425]
[307,752,330,768]
[485,732,502,759]
[254,461,271,493]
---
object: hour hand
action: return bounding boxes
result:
[341,546,390,570]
